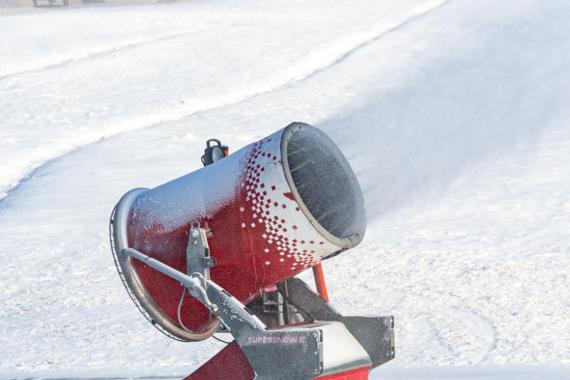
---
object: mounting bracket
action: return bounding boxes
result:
[186,226,217,278]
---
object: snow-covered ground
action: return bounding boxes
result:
[1,0,569,379]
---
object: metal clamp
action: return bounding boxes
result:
[186,226,217,279]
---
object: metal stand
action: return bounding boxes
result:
[121,227,394,380]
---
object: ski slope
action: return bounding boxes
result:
[0,0,569,379]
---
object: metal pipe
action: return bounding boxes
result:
[122,247,267,334]
[312,263,330,302]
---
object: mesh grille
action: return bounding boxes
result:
[283,123,366,246]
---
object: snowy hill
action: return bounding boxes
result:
[0,0,569,379]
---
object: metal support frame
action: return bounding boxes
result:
[123,246,396,379]
[117,223,394,379]
[123,247,323,379]
[284,277,395,368]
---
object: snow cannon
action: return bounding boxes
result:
[110,122,395,380]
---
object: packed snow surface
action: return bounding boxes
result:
[1,0,569,379]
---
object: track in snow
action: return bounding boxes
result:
[0,0,446,206]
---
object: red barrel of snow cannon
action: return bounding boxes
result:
[110,122,366,341]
